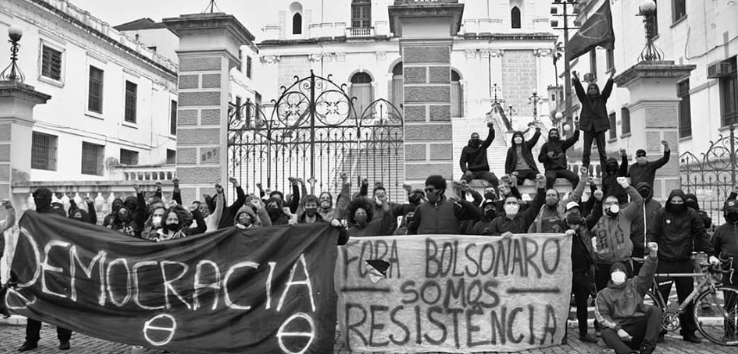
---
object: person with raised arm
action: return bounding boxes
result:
[573,69,615,168]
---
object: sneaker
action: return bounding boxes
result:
[640,346,655,354]
[682,333,702,343]
[59,340,70,350]
[579,334,598,343]
[17,342,38,352]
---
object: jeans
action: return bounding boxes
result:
[462,170,499,188]
[572,272,593,336]
[601,305,662,354]
[512,169,538,185]
[582,130,607,168]
[544,169,580,189]
[26,319,72,343]
[656,260,698,337]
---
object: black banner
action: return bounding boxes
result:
[5,211,338,354]
[566,0,615,61]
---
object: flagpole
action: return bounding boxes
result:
[562,1,573,136]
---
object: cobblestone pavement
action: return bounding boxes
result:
[1,319,736,354]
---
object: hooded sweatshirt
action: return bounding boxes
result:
[505,130,541,174]
[234,205,271,227]
[573,76,613,133]
[601,155,629,204]
[647,189,713,261]
[592,186,643,264]
[103,197,124,227]
[685,193,712,230]
[485,187,546,235]
[460,126,495,173]
[594,254,657,331]
[217,185,246,229]
[627,149,670,189]
[538,128,580,171]
[629,182,662,258]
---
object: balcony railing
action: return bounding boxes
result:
[108,164,177,181]
[346,27,375,38]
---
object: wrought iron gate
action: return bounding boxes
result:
[680,126,738,228]
[227,71,405,201]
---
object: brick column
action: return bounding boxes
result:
[614,61,695,200]
[164,14,255,202]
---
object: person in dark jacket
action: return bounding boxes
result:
[647,189,719,343]
[595,243,662,354]
[713,199,738,342]
[628,141,670,189]
[505,128,541,185]
[68,197,97,225]
[109,185,147,238]
[573,70,614,167]
[265,196,291,225]
[149,206,207,242]
[684,193,712,231]
[539,127,581,189]
[485,174,547,236]
[18,188,73,352]
[471,199,498,235]
[408,175,482,235]
[103,197,124,227]
[602,150,629,205]
[629,182,662,275]
[216,177,246,229]
[460,122,499,187]
[563,202,598,344]
[346,197,395,237]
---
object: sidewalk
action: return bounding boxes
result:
[1,319,735,354]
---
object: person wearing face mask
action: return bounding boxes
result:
[601,149,630,205]
[460,123,499,188]
[562,202,598,344]
[595,242,662,354]
[573,70,615,168]
[528,167,589,233]
[150,206,207,242]
[233,199,272,229]
[472,199,500,235]
[103,197,124,227]
[67,196,97,225]
[109,184,147,238]
[539,127,581,189]
[298,195,324,224]
[627,141,670,189]
[407,175,482,235]
[647,189,717,343]
[495,174,523,214]
[485,174,547,237]
[712,199,738,342]
[684,193,712,230]
[141,206,167,240]
[592,177,643,297]
[505,129,541,185]
[346,197,395,237]
[628,182,662,275]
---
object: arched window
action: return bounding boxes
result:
[511,6,521,29]
[391,62,403,109]
[292,13,302,34]
[350,72,373,116]
[451,70,463,117]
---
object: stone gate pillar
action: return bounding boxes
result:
[389,1,464,187]
[163,13,255,202]
[614,61,695,200]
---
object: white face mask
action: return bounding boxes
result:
[152,216,162,228]
[504,204,519,217]
[514,137,523,145]
[611,271,626,285]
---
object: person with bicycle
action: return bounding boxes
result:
[595,242,662,354]
[712,199,738,342]
[647,189,719,344]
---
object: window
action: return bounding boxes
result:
[451,70,463,117]
[246,56,252,78]
[391,63,403,110]
[351,0,371,28]
[621,107,631,135]
[119,149,139,165]
[677,79,692,137]
[672,0,686,23]
[31,132,57,171]
[124,81,137,123]
[255,92,262,108]
[166,149,176,164]
[653,0,659,36]
[41,45,62,81]
[606,49,614,72]
[589,49,598,77]
[81,142,104,176]
[88,66,104,113]
[350,73,373,116]
[720,58,738,126]
[511,7,521,29]
[608,112,617,140]
[292,13,302,34]
[170,100,177,136]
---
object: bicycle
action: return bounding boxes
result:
[640,255,737,346]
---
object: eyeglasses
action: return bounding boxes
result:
[424,188,437,193]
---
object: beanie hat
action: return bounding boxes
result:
[636,149,647,157]
[610,262,627,274]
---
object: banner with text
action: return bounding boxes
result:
[5,211,338,354]
[336,234,572,353]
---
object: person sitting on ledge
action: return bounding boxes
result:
[460,122,499,188]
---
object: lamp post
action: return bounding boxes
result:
[637,0,662,61]
[0,26,25,83]
[550,0,579,138]
[529,90,542,122]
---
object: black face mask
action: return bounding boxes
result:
[549,135,560,142]
[638,189,650,199]
[305,207,317,217]
[484,192,497,201]
[470,138,481,147]
[686,200,699,210]
[484,209,496,220]
[165,223,179,231]
[666,202,687,214]
[727,212,738,224]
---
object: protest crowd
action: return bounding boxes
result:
[0,74,737,354]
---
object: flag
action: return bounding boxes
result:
[566,0,615,61]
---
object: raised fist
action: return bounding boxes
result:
[361,178,369,186]
[536,174,546,182]
[661,140,669,148]
[502,231,513,239]
[619,148,627,157]
[402,184,412,192]
[297,178,304,185]
[256,182,262,189]
[487,122,494,128]
[172,178,179,187]
[580,166,588,175]
[214,183,223,193]
[340,172,348,181]
[133,183,141,192]
[288,177,297,184]
[647,242,658,254]
[586,177,594,185]
[594,190,604,201]
[616,176,628,187]
[251,198,262,210]
[547,151,555,158]
[1,199,12,209]
[228,177,239,186]
[83,196,93,204]
[156,181,162,188]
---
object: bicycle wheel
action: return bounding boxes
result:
[643,290,672,332]
[694,286,738,346]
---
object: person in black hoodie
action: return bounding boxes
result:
[539,127,580,189]
[460,122,499,187]
[647,189,719,343]
[573,70,614,167]
[18,188,73,352]
[713,199,738,342]
[68,197,97,225]
[103,197,123,227]
[505,127,541,185]
[684,193,712,231]
[601,149,629,205]
[627,141,670,189]
[216,177,246,229]
[630,182,662,275]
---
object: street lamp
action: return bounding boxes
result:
[0,26,25,83]
[529,90,542,122]
[637,0,662,61]
[550,0,579,138]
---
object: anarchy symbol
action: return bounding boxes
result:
[276,312,315,354]
[143,314,177,346]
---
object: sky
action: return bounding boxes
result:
[69,0,267,39]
